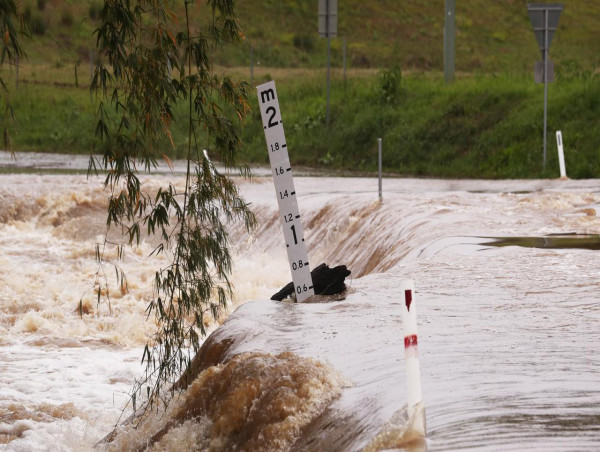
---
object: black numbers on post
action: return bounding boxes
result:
[266,106,278,128]
[295,284,308,294]
[284,213,293,223]
[290,224,298,245]
[270,142,280,152]
[292,260,305,270]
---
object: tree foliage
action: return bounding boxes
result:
[0,0,28,150]
[90,0,255,410]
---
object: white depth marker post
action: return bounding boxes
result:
[556,131,567,179]
[377,137,382,201]
[257,81,315,302]
[402,280,426,436]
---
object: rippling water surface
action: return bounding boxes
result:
[0,154,599,451]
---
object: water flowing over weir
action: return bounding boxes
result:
[1,169,600,451]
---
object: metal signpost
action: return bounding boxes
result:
[319,0,337,126]
[343,36,346,86]
[444,0,455,83]
[527,3,563,170]
[249,43,254,86]
[257,81,315,302]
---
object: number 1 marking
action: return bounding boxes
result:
[291,224,298,245]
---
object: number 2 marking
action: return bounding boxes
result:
[266,106,278,128]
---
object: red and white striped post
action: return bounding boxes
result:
[402,280,426,436]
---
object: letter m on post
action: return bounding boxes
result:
[260,88,276,104]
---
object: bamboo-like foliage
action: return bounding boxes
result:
[90,0,255,410]
[0,0,27,150]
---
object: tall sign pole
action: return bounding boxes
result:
[543,7,549,170]
[327,7,331,126]
[444,0,455,83]
[527,3,563,171]
[319,0,337,127]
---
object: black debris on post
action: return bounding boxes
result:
[271,263,351,301]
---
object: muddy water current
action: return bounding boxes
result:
[0,158,599,451]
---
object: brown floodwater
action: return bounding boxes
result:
[1,156,599,450]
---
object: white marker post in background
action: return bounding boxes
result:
[257,81,315,302]
[401,280,426,437]
[556,130,567,179]
[378,137,382,201]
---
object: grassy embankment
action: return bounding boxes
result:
[242,69,600,179]
[6,67,599,179]
[13,1,600,74]
[2,0,599,178]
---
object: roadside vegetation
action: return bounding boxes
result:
[2,0,599,178]
[5,66,599,178]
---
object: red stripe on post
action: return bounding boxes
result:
[404,334,418,348]
[405,289,413,311]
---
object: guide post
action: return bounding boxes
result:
[378,138,382,201]
[402,280,426,436]
[556,131,567,179]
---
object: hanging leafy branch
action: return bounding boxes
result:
[90,0,255,410]
[0,1,28,151]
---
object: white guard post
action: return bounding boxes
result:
[257,81,315,302]
[556,131,567,179]
[401,280,426,436]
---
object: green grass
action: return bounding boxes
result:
[3,1,600,179]
[9,83,97,154]
[14,0,600,74]
[240,72,600,179]
[6,68,599,179]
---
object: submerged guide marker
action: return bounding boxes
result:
[257,81,315,302]
[401,280,426,437]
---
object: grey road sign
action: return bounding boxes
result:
[527,3,563,58]
[319,0,337,37]
[534,60,554,83]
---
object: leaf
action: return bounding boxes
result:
[161,153,174,170]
